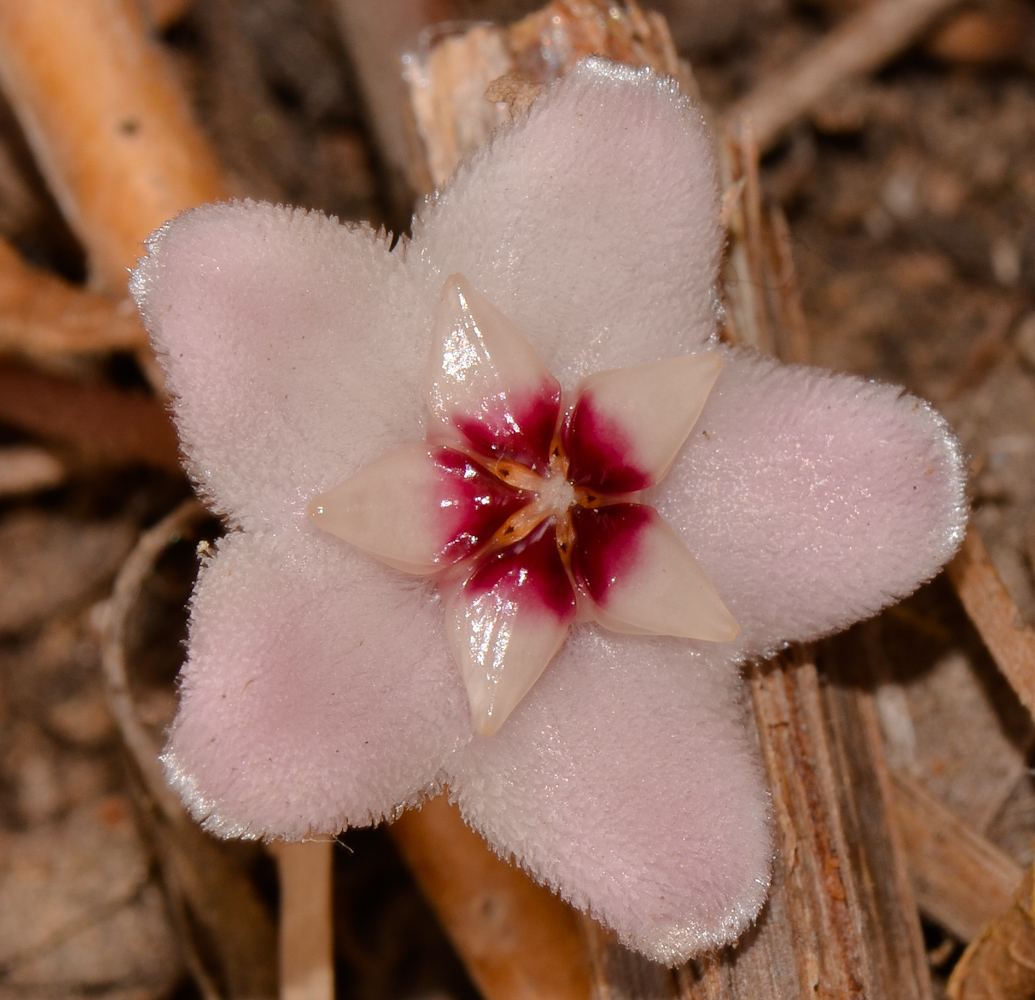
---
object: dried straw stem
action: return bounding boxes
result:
[0,0,227,293]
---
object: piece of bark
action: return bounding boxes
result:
[947,530,1035,722]
[0,237,147,358]
[676,652,931,999]
[0,361,182,472]
[339,0,693,199]
[948,862,1035,1000]
[724,0,966,153]
[892,769,1023,943]
[0,0,227,294]
[392,796,593,1000]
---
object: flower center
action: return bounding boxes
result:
[483,443,579,553]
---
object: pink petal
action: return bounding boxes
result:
[412,60,723,387]
[447,630,772,964]
[308,444,532,573]
[428,276,562,473]
[131,201,427,532]
[164,529,470,838]
[565,352,723,492]
[443,519,576,735]
[652,350,968,656]
[570,503,738,641]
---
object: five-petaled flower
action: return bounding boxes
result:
[309,274,738,735]
[132,59,967,964]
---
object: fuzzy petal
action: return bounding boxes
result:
[652,350,968,656]
[443,519,576,735]
[447,629,772,964]
[164,529,470,838]
[131,201,428,532]
[565,352,723,492]
[570,503,738,640]
[412,60,723,387]
[428,276,562,472]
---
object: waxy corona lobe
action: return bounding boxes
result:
[309,276,737,734]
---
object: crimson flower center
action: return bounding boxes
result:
[477,439,609,566]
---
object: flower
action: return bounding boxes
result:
[131,59,967,964]
[308,273,738,736]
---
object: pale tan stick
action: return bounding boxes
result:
[269,842,335,1000]
[892,769,1023,943]
[0,237,147,358]
[725,0,965,153]
[392,796,592,1000]
[0,444,65,497]
[946,530,1035,722]
[0,0,227,294]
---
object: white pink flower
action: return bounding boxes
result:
[131,59,967,964]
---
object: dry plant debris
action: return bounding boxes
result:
[1,0,1035,998]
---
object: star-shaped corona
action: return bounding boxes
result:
[309,276,738,734]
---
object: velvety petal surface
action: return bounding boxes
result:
[565,352,723,492]
[651,350,968,655]
[164,528,470,838]
[131,202,428,532]
[446,629,772,963]
[412,59,723,387]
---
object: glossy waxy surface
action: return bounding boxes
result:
[311,275,736,734]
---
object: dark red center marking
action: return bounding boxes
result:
[563,395,651,494]
[432,448,534,565]
[463,518,577,621]
[569,503,653,603]
[453,381,562,475]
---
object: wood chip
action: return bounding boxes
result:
[947,529,1035,722]
[948,862,1035,1000]
[892,768,1024,943]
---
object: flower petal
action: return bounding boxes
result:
[428,275,562,472]
[412,60,723,386]
[652,350,968,656]
[565,352,723,493]
[163,529,470,838]
[443,519,576,736]
[131,201,427,532]
[309,444,533,573]
[570,503,738,641]
[447,630,772,964]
